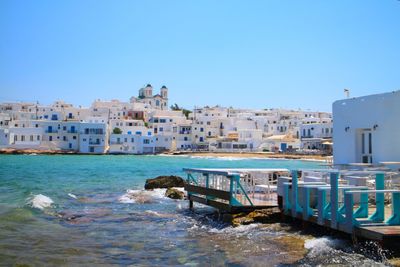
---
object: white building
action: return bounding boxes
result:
[300,118,333,153]
[79,122,108,154]
[333,90,400,164]
[109,119,155,154]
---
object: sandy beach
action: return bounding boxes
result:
[0,148,331,162]
[168,151,331,162]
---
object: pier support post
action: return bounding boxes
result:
[291,170,302,217]
[189,199,194,210]
[386,192,400,225]
[369,173,385,222]
[317,189,326,225]
[330,172,340,229]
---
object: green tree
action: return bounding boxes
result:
[113,127,122,134]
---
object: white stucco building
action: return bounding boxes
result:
[333,90,400,165]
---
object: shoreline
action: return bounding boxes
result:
[0,148,331,161]
[167,151,331,162]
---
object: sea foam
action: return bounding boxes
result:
[119,189,167,204]
[27,194,54,210]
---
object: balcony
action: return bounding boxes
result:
[45,130,58,133]
[89,141,102,145]
[110,141,122,145]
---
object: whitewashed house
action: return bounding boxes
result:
[300,117,333,153]
[333,90,400,164]
[79,122,108,153]
[109,119,155,154]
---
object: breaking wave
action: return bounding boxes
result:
[118,189,168,204]
[27,194,54,210]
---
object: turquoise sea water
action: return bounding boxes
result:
[0,155,387,266]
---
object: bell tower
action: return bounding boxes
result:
[144,84,153,98]
[160,85,168,99]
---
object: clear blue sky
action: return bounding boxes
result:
[1,1,399,111]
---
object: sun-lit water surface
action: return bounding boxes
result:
[0,155,389,266]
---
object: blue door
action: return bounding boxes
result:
[280,143,287,152]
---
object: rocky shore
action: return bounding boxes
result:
[144,175,186,200]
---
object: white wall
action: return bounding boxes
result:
[333,91,400,164]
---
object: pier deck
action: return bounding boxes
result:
[280,169,400,245]
[183,168,286,212]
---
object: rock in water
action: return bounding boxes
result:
[144,176,185,190]
[230,208,281,227]
[165,188,185,200]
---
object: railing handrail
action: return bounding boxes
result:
[345,189,400,194]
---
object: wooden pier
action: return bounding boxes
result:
[183,167,400,245]
[183,168,289,212]
[281,169,400,245]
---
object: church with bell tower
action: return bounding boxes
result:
[130,84,169,110]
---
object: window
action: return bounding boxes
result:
[63,136,67,141]
[63,126,67,131]
[124,138,128,142]
[49,136,52,141]
[21,135,25,141]
[144,139,150,144]
[369,133,372,154]
[361,133,365,154]
[73,136,77,140]
[131,138,134,142]
[37,135,40,141]
[30,135,33,141]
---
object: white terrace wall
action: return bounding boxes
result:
[333,91,400,165]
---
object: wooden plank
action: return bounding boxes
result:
[189,195,231,212]
[185,184,231,200]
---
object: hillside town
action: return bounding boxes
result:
[0,84,333,155]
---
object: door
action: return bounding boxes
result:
[280,143,287,152]
[361,130,372,163]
